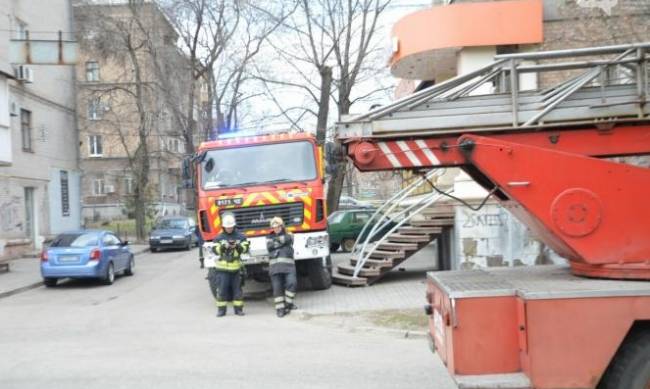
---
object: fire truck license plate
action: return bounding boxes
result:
[216,198,243,207]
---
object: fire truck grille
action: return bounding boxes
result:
[222,202,304,230]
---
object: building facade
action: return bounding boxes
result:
[389,0,650,269]
[0,0,80,260]
[74,2,191,225]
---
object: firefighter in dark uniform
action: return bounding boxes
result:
[266,217,297,318]
[212,213,249,317]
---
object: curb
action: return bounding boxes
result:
[348,325,428,339]
[0,281,44,299]
[0,246,151,300]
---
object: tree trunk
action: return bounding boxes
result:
[326,85,353,212]
[316,66,332,145]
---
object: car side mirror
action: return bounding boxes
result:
[120,240,129,246]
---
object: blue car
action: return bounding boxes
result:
[40,230,134,287]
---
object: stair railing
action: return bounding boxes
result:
[351,169,451,278]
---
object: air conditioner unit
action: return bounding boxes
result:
[105,185,116,194]
[14,65,34,83]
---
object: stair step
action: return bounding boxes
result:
[411,219,454,227]
[364,249,405,259]
[398,226,442,235]
[350,258,394,268]
[421,205,454,216]
[337,264,382,277]
[332,270,369,287]
[387,233,432,243]
[377,242,418,251]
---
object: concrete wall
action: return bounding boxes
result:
[0,77,10,165]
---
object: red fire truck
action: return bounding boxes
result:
[186,132,332,291]
[338,43,650,389]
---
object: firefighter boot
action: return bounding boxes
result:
[216,306,227,317]
[199,258,204,269]
[276,308,286,318]
[234,306,245,316]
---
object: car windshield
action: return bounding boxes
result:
[156,219,188,229]
[201,141,317,189]
[328,212,346,224]
[50,233,99,247]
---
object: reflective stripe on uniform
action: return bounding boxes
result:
[233,300,244,307]
[275,302,285,309]
[285,290,295,298]
[216,300,227,307]
[269,257,294,265]
[215,260,242,271]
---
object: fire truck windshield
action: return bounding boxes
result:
[201,140,317,189]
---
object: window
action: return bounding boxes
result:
[88,98,103,120]
[93,179,105,196]
[124,177,134,194]
[60,170,70,217]
[354,212,371,224]
[14,19,28,40]
[102,233,121,247]
[167,138,183,153]
[51,233,99,248]
[85,61,100,82]
[20,109,32,152]
[88,135,103,157]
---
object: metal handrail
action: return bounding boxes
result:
[338,42,649,139]
[351,169,448,278]
[352,169,442,257]
[352,188,452,278]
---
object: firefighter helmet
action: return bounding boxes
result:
[270,217,284,228]
[222,213,236,228]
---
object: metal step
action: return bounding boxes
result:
[411,219,454,227]
[350,258,394,268]
[398,226,442,235]
[377,242,418,251]
[331,270,368,287]
[387,233,432,243]
[337,264,381,277]
[420,206,454,218]
[363,249,405,259]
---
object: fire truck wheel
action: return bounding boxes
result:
[307,257,332,290]
[330,243,340,252]
[598,325,650,389]
[207,268,219,299]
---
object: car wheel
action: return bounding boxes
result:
[103,262,115,285]
[341,238,356,253]
[185,240,191,251]
[43,278,58,287]
[330,243,340,252]
[124,256,134,276]
[150,246,158,253]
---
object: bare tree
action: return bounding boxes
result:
[76,2,173,241]
[260,0,392,212]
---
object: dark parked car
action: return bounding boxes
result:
[327,209,396,252]
[40,230,134,287]
[149,217,198,252]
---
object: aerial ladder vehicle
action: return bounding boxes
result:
[337,43,650,389]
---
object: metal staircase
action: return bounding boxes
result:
[332,169,455,286]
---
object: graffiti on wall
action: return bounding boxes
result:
[0,196,23,233]
[461,213,504,229]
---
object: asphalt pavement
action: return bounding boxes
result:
[0,246,457,389]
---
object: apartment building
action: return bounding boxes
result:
[0,0,80,260]
[74,2,191,223]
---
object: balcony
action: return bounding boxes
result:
[390,0,543,80]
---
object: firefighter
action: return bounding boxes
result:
[266,217,297,318]
[212,213,249,317]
